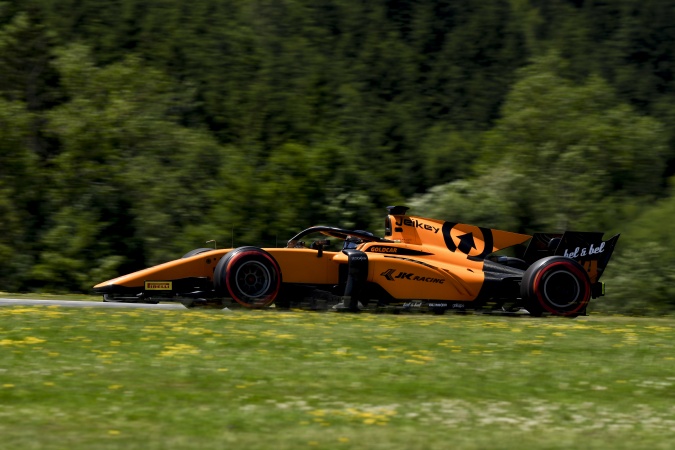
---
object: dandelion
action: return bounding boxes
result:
[0,336,46,346]
[158,343,200,358]
[275,334,295,339]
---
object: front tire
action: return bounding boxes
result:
[213,247,281,308]
[520,256,590,317]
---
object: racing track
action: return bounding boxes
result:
[0,298,534,316]
[0,298,187,310]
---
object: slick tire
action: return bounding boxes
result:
[520,256,591,317]
[214,247,281,308]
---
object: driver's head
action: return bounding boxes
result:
[344,236,361,249]
[344,230,372,249]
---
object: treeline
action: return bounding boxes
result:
[1,0,674,313]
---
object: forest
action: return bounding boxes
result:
[1,0,674,313]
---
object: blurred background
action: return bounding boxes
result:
[1,0,673,313]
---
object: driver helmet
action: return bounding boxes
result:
[344,230,373,249]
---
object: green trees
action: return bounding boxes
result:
[0,99,37,291]
[28,44,239,290]
[0,11,55,290]
[0,1,674,312]
[413,53,667,234]
[486,54,666,231]
[600,190,675,314]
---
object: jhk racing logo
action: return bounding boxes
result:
[380,269,444,284]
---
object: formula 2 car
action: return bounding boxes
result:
[94,206,619,316]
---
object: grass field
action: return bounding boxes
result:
[1,304,674,449]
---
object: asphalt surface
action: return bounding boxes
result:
[0,298,187,310]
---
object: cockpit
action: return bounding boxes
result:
[285,226,390,250]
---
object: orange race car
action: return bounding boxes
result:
[94,206,619,316]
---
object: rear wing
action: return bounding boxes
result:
[523,232,620,283]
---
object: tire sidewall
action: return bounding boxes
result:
[521,256,591,316]
[214,247,281,308]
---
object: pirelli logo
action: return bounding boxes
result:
[145,281,172,291]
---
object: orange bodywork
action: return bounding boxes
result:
[94,205,620,317]
[94,211,531,303]
[359,214,531,301]
[95,250,228,290]
[94,249,343,290]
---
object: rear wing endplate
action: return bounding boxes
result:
[523,232,620,283]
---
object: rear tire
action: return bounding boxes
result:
[520,256,590,317]
[213,247,281,308]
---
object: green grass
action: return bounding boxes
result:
[1,306,674,449]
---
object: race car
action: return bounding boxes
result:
[93,206,619,316]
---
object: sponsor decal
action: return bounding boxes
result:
[582,260,599,275]
[369,246,399,254]
[381,269,396,281]
[145,281,172,290]
[395,218,440,234]
[380,269,445,284]
[442,222,494,261]
[403,301,423,308]
[563,242,605,258]
[367,247,434,256]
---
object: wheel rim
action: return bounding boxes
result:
[542,270,581,308]
[531,260,590,315]
[234,260,272,299]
